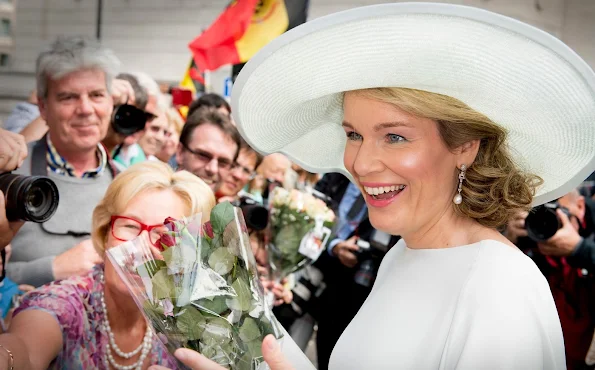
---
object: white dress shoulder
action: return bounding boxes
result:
[326,239,566,369]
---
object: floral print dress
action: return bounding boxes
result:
[13,265,178,369]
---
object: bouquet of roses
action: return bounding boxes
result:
[106,202,283,370]
[267,187,335,280]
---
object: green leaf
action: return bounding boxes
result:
[199,236,213,261]
[161,247,174,266]
[258,314,281,339]
[201,317,233,345]
[137,259,166,278]
[210,202,236,235]
[208,247,235,275]
[142,299,164,317]
[236,349,256,370]
[245,339,263,359]
[199,343,218,361]
[238,317,261,342]
[195,296,229,316]
[151,269,174,300]
[176,306,206,340]
[229,278,252,312]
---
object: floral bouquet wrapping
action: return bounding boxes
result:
[106,202,284,370]
[267,187,336,280]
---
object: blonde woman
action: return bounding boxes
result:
[0,161,215,369]
[151,3,595,370]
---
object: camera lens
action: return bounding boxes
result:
[112,104,148,136]
[241,204,269,231]
[0,173,60,223]
[525,204,560,242]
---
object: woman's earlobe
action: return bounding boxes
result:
[457,139,480,165]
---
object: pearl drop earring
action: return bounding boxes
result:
[453,164,466,205]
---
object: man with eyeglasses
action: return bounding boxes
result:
[216,139,264,201]
[175,109,241,190]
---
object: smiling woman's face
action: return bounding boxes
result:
[342,91,460,237]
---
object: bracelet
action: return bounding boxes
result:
[0,344,13,370]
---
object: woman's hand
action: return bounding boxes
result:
[259,278,293,306]
[270,281,293,306]
[148,335,294,370]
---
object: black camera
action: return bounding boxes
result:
[0,172,59,222]
[525,202,572,242]
[231,196,269,231]
[111,104,154,136]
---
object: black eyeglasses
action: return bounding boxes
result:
[181,143,233,171]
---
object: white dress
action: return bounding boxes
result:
[281,239,566,370]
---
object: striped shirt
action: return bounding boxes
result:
[46,135,108,178]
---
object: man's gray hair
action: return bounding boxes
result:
[36,36,120,99]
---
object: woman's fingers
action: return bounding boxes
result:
[262,335,295,370]
[174,348,228,370]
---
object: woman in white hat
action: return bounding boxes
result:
[150,2,595,370]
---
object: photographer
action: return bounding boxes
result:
[0,129,27,250]
[101,72,148,159]
[505,187,595,370]
[6,36,123,287]
[538,190,595,266]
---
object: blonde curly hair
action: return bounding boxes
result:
[350,87,543,228]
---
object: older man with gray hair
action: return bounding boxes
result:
[7,36,132,287]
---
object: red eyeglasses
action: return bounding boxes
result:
[110,215,168,245]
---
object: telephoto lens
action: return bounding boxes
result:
[525,203,571,242]
[0,173,60,222]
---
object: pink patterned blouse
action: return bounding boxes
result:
[13,265,178,369]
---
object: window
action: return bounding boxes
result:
[0,19,9,37]
[0,53,9,67]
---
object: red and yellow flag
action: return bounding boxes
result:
[188,0,291,72]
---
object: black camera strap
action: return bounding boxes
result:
[0,249,5,283]
[30,138,47,177]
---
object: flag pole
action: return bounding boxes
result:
[204,69,212,93]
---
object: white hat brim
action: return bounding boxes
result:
[231,2,595,206]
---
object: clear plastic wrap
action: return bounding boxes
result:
[106,202,283,370]
[267,187,336,280]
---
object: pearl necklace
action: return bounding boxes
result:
[100,273,153,370]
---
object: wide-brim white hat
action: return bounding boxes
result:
[231,2,595,206]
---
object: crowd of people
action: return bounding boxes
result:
[0,3,595,368]
[0,36,316,369]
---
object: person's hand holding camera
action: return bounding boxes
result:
[0,193,24,251]
[0,129,27,172]
[504,210,529,245]
[537,209,582,257]
[333,236,359,268]
[111,78,136,106]
[0,129,28,250]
